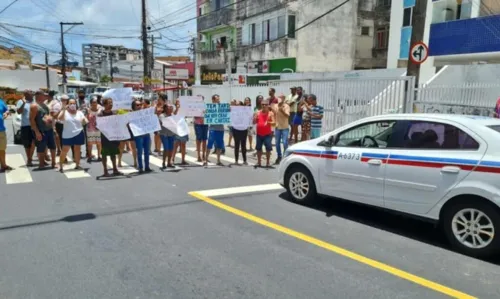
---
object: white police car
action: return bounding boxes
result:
[278,114,500,258]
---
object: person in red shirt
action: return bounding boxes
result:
[253,99,275,168]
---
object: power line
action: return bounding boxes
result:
[0,0,20,15]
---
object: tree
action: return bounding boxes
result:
[100,75,112,84]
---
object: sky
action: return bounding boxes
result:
[0,0,196,65]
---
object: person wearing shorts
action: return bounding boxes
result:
[0,97,12,172]
[159,103,176,168]
[98,99,122,177]
[16,90,35,166]
[30,91,56,169]
[205,94,225,166]
[194,116,208,162]
[254,99,275,168]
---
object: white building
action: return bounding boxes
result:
[196,0,391,84]
[388,0,500,84]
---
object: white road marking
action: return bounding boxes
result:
[93,150,137,174]
[173,150,216,167]
[5,154,32,184]
[186,147,253,166]
[58,156,91,179]
[195,183,284,197]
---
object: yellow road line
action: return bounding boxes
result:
[188,191,477,299]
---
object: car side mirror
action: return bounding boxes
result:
[317,135,335,147]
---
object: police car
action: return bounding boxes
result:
[279,114,500,258]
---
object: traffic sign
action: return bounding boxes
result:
[409,42,429,64]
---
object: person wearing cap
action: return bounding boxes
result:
[290,86,304,143]
[16,90,35,166]
[0,95,12,172]
[30,91,56,169]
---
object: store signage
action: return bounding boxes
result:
[164,68,189,80]
[201,71,224,85]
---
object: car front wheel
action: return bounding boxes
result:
[285,165,317,205]
[443,200,500,258]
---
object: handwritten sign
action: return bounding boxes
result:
[230,106,253,130]
[102,88,133,110]
[204,103,230,125]
[128,107,161,136]
[96,114,131,141]
[161,115,189,137]
[178,96,205,117]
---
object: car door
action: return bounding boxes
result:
[384,120,485,215]
[321,120,397,207]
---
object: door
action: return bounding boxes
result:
[321,120,397,207]
[383,120,485,215]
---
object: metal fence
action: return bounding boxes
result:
[193,76,415,134]
[413,83,500,117]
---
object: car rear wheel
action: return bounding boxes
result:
[442,200,500,258]
[285,165,317,205]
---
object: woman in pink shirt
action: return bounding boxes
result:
[253,99,275,168]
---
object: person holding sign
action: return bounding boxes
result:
[204,94,225,166]
[117,108,137,169]
[158,103,176,169]
[193,95,208,162]
[231,100,249,165]
[254,99,275,168]
[130,100,152,173]
[57,98,88,173]
[97,98,122,177]
[172,99,189,165]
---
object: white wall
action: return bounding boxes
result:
[0,70,59,91]
[293,0,357,72]
[356,19,375,59]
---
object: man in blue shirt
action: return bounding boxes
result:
[0,97,12,172]
[308,94,324,139]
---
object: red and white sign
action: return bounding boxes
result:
[409,42,429,64]
[164,68,189,80]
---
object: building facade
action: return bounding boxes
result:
[0,46,31,68]
[196,0,390,85]
[388,0,500,84]
[82,44,143,69]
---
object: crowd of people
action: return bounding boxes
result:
[0,86,324,175]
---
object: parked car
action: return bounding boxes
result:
[12,111,21,144]
[279,114,500,258]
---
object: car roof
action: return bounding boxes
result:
[363,113,500,127]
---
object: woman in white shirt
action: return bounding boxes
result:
[57,98,88,173]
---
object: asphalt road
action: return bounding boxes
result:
[1,117,499,299]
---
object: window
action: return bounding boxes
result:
[270,18,278,40]
[404,121,479,150]
[335,121,397,148]
[403,7,412,27]
[375,28,388,49]
[220,36,227,48]
[250,23,256,44]
[278,15,286,38]
[262,20,270,41]
[198,7,202,16]
[379,0,391,6]
[361,26,370,36]
[288,15,296,38]
[488,125,500,133]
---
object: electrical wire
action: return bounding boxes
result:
[0,0,20,15]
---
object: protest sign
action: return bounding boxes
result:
[128,107,161,136]
[230,106,253,130]
[161,115,189,137]
[102,88,133,110]
[96,114,130,141]
[178,96,205,117]
[204,103,230,125]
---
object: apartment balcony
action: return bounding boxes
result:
[198,7,236,32]
[237,39,298,62]
[429,14,500,58]
[199,50,225,65]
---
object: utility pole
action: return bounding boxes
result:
[162,64,166,89]
[109,53,114,82]
[406,0,427,87]
[141,0,149,92]
[147,34,162,89]
[60,21,83,93]
[44,51,50,91]
[224,47,232,99]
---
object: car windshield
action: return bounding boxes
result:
[335,121,396,148]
